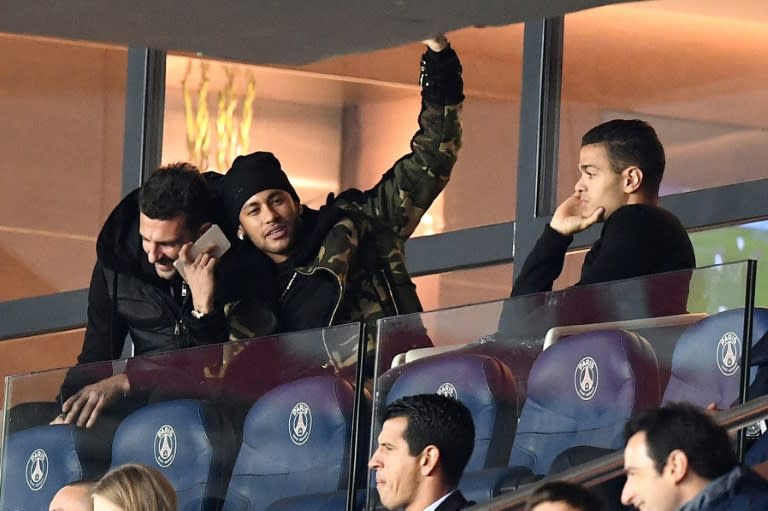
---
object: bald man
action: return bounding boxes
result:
[49,481,94,511]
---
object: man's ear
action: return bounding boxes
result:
[419,445,441,477]
[196,222,213,239]
[236,225,245,241]
[624,166,643,193]
[664,449,690,484]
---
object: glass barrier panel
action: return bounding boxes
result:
[371,261,757,507]
[1,323,362,511]
[690,219,768,309]
[0,329,84,407]
[414,263,514,312]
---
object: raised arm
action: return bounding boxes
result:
[342,35,463,239]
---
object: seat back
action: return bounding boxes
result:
[459,339,542,406]
[509,329,660,475]
[662,307,768,408]
[222,376,356,511]
[1,424,109,511]
[110,399,243,511]
[382,352,520,470]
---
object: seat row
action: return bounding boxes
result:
[2,376,359,511]
[3,307,767,510]
[376,307,768,502]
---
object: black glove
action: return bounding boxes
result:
[419,44,464,106]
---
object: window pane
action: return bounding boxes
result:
[161,25,523,234]
[690,220,768,308]
[557,1,768,208]
[0,34,127,301]
[413,263,513,311]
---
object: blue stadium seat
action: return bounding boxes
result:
[110,399,244,511]
[508,329,661,476]
[382,352,520,471]
[662,308,768,409]
[378,351,520,504]
[458,340,541,408]
[1,424,110,511]
[222,376,356,511]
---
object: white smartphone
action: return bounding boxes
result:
[173,224,231,281]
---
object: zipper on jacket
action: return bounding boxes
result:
[380,269,400,316]
[171,282,190,342]
[282,267,344,368]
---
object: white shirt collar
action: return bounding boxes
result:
[423,489,457,511]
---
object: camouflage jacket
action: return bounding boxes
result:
[229,99,462,370]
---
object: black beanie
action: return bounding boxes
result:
[222,151,299,228]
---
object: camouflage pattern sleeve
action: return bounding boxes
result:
[351,99,462,240]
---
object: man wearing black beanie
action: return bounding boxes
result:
[221,35,463,371]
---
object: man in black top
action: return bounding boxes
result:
[512,119,695,297]
[500,120,695,337]
[56,164,229,428]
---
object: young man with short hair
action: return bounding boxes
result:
[369,393,475,511]
[512,119,695,297]
[622,403,768,511]
[499,120,696,337]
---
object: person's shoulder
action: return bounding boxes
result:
[737,465,768,490]
[726,466,768,510]
[436,490,474,511]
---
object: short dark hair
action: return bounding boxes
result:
[524,481,604,511]
[581,119,665,196]
[139,162,212,233]
[382,393,475,487]
[624,403,738,480]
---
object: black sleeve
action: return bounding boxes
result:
[577,208,659,286]
[185,308,228,346]
[511,224,573,297]
[60,261,128,400]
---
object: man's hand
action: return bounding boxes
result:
[422,34,449,52]
[54,373,129,428]
[179,243,217,314]
[550,193,605,236]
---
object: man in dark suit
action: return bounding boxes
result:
[369,393,475,511]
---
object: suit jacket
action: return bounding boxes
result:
[435,490,474,511]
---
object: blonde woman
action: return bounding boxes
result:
[92,464,177,511]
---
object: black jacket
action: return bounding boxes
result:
[512,204,695,296]
[435,490,474,511]
[61,181,229,399]
[499,204,696,339]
